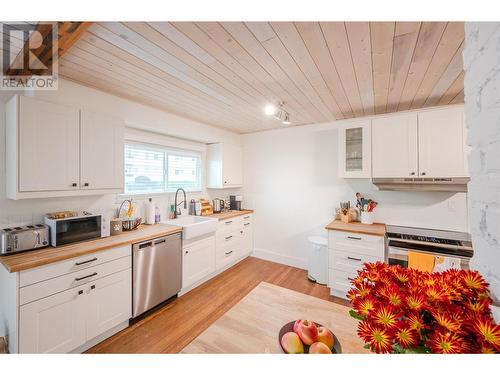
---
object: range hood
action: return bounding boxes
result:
[372,177,470,192]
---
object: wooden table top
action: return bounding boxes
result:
[207,209,254,221]
[0,224,182,273]
[325,220,386,237]
[181,282,367,354]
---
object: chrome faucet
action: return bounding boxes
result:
[174,188,187,218]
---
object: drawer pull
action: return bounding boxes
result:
[75,272,98,282]
[90,285,96,290]
[244,216,250,219]
[347,236,362,241]
[347,277,355,282]
[347,256,362,261]
[75,257,98,266]
[78,290,83,295]
[225,221,233,225]
[225,250,233,255]
[225,235,233,240]
[244,223,250,226]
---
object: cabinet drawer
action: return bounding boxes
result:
[20,245,131,287]
[20,256,131,306]
[216,230,239,250]
[329,269,356,297]
[216,245,239,270]
[329,249,382,273]
[329,231,384,257]
[217,216,242,231]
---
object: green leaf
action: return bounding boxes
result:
[349,309,365,320]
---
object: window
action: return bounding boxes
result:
[124,143,202,194]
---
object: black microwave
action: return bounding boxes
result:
[44,214,103,247]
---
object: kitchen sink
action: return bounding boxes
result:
[165,215,218,240]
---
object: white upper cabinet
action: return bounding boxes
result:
[80,110,124,190]
[372,113,418,178]
[418,106,469,178]
[6,96,125,199]
[15,96,80,192]
[338,120,371,178]
[207,143,243,188]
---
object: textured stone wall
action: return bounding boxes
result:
[463,23,500,311]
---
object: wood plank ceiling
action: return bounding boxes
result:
[57,22,465,134]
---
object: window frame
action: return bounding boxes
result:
[123,141,203,196]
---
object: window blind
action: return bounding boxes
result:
[125,143,202,194]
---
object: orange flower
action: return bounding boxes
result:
[353,296,377,317]
[373,305,399,329]
[461,270,488,293]
[357,321,393,354]
[381,286,404,307]
[405,293,426,311]
[473,318,500,351]
[427,331,465,354]
[433,311,462,332]
[393,323,419,348]
[407,313,424,332]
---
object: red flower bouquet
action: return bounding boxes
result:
[347,262,500,353]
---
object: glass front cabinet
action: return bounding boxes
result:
[338,120,372,178]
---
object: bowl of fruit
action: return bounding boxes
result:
[279,319,341,354]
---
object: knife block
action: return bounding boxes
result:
[340,212,352,223]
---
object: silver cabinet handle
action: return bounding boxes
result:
[75,257,98,266]
[347,277,355,281]
[347,256,362,261]
[347,236,362,240]
[244,223,250,226]
[244,216,250,219]
[225,235,233,240]
[225,250,233,255]
[225,220,233,225]
[75,272,97,282]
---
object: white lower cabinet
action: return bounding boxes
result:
[17,246,132,353]
[182,236,216,289]
[86,269,132,341]
[181,213,254,293]
[327,230,385,298]
[19,285,87,354]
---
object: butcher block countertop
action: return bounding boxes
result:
[325,220,386,237]
[208,209,253,221]
[182,282,367,353]
[0,224,182,273]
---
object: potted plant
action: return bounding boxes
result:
[347,262,500,353]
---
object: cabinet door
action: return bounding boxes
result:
[338,120,371,178]
[418,107,468,178]
[18,96,80,192]
[372,113,418,178]
[223,144,243,187]
[239,224,253,256]
[80,110,124,190]
[182,237,216,289]
[19,286,86,353]
[86,269,131,341]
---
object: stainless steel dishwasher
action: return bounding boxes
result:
[132,232,182,318]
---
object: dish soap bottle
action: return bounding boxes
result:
[145,198,155,225]
[155,204,161,223]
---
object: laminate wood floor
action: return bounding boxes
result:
[86,256,349,353]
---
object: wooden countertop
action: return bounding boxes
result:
[0,224,182,273]
[207,209,254,221]
[181,282,367,354]
[325,220,386,237]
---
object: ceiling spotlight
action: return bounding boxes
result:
[282,112,291,125]
[264,104,277,116]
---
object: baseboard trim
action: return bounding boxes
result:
[252,248,307,270]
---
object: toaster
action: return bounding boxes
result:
[0,224,50,255]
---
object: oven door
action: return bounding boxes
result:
[55,216,102,246]
[388,246,408,268]
[388,246,470,270]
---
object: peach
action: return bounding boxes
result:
[317,326,335,350]
[309,341,332,354]
[281,332,304,354]
[294,319,318,345]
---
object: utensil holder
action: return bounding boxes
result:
[341,213,352,223]
[360,212,374,225]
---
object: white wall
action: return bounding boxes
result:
[464,22,500,310]
[242,122,469,269]
[0,79,240,228]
